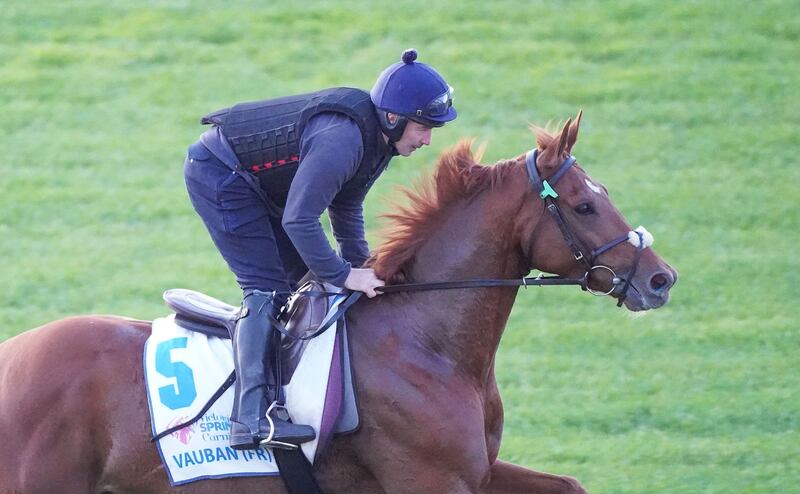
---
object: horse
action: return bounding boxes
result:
[0,113,676,493]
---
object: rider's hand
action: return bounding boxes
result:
[344,268,385,298]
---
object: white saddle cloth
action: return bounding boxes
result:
[144,292,348,485]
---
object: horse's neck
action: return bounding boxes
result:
[406,190,528,382]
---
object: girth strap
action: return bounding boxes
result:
[274,448,323,494]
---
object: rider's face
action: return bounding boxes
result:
[393,119,433,157]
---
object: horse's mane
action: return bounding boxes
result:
[369,139,519,282]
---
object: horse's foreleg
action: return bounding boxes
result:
[486,460,587,494]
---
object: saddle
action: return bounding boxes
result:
[166,282,358,436]
[163,282,331,385]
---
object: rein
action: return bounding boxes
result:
[376,274,584,293]
[261,271,589,345]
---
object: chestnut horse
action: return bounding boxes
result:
[0,114,676,493]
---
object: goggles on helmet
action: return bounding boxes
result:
[415,86,454,119]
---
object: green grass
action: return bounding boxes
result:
[1,1,798,492]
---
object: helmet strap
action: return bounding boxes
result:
[376,110,408,143]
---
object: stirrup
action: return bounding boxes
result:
[258,438,299,450]
[257,401,299,451]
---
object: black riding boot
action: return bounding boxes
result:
[229,290,316,450]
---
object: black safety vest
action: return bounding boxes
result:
[201,87,390,210]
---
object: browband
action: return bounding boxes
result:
[525,149,577,199]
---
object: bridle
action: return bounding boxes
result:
[372,148,652,309]
[524,149,650,307]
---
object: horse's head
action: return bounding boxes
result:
[518,112,677,311]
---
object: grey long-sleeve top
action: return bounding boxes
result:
[202,112,394,286]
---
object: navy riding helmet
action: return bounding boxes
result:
[370,48,457,142]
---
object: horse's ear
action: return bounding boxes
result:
[566,110,582,154]
[555,118,572,160]
[535,118,571,169]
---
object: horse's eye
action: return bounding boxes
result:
[575,203,595,215]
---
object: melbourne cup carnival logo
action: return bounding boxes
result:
[166,416,195,445]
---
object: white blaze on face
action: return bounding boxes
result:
[584,178,603,195]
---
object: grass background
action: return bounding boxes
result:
[1,1,798,492]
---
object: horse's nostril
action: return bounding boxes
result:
[650,273,670,291]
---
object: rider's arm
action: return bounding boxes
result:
[328,194,370,268]
[282,113,363,286]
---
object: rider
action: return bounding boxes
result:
[183,49,457,450]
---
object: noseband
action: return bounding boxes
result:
[525,149,650,307]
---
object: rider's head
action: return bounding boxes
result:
[371,49,457,155]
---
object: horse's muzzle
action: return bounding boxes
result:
[622,266,677,311]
